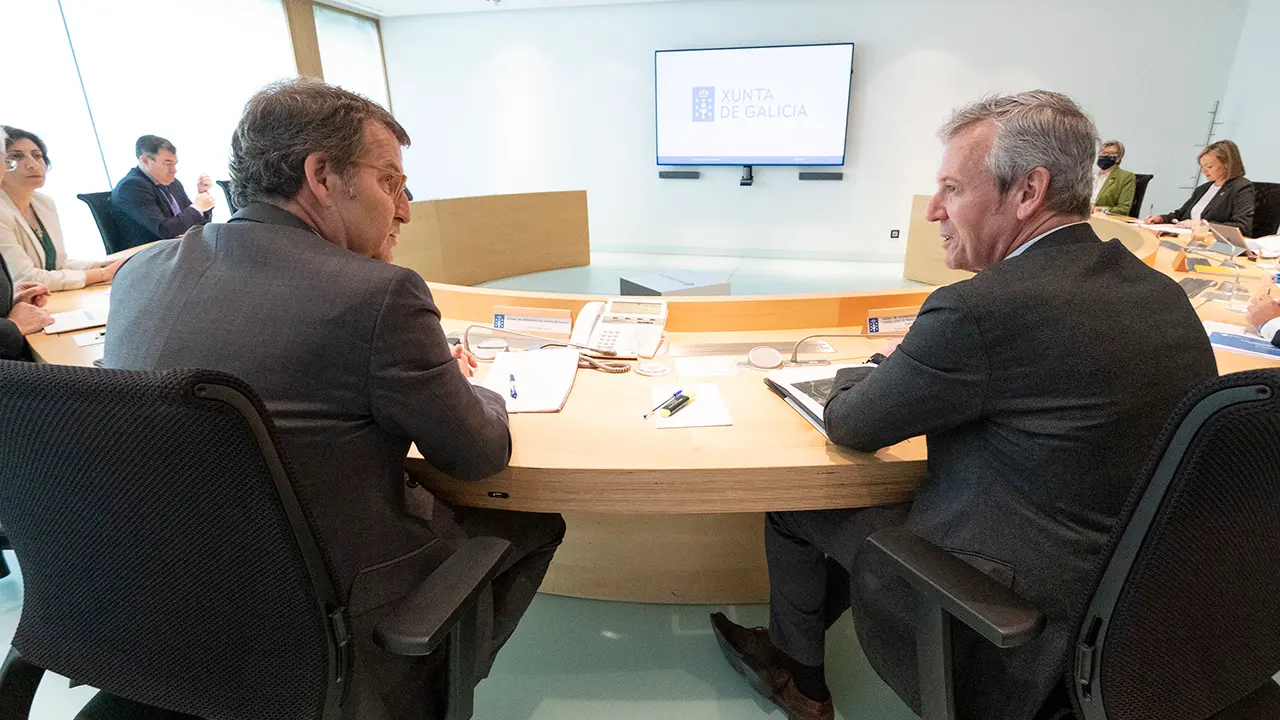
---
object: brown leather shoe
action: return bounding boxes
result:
[710,612,791,696]
[774,676,835,720]
[710,613,835,720]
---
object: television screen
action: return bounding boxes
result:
[655,43,854,166]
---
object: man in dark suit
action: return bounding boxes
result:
[109,135,215,249]
[712,91,1218,720]
[0,253,50,361]
[103,80,564,720]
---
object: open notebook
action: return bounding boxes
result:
[764,363,875,439]
[477,348,580,413]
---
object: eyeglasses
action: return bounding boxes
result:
[354,160,408,199]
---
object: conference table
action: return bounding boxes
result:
[29,215,1280,604]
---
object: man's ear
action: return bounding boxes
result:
[1014,167,1052,220]
[303,152,338,207]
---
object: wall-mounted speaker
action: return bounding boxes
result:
[798,171,844,181]
[658,170,701,179]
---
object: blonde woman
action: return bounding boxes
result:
[1145,139,1255,236]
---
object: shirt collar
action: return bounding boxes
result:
[1005,221,1090,259]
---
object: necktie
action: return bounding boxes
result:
[160,186,181,216]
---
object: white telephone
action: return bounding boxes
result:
[569,298,668,359]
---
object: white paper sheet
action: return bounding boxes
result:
[72,329,107,348]
[1139,223,1193,236]
[44,308,108,335]
[674,356,741,377]
[479,349,580,413]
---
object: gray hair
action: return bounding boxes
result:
[1101,139,1125,160]
[229,78,409,209]
[939,90,1098,217]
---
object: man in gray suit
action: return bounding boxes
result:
[103,79,564,720]
[712,91,1218,720]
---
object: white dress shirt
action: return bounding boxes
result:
[1189,184,1222,224]
[1005,221,1091,260]
[1093,170,1111,203]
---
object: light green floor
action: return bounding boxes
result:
[0,551,916,719]
[477,252,924,296]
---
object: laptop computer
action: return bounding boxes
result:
[1208,222,1250,256]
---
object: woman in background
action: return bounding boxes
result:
[1093,140,1136,216]
[1145,140,1255,237]
[0,126,123,291]
[0,126,53,360]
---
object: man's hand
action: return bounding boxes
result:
[13,282,50,308]
[192,191,216,213]
[8,302,53,336]
[1144,215,1164,224]
[1247,293,1280,333]
[452,343,478,378]
[196,174,214,194]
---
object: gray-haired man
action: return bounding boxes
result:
[104,79,564,720]
[712,91,1217,720]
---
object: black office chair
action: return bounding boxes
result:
[0,362,510,720]
[75,192,128,255]
[1129,173,1153,219]
[215,180,240,215]
[1251,181,1280,237]
[866,369,1280,720]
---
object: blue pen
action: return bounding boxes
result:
[644,389,683,419]
[509,374,518,399]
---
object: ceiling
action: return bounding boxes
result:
[323,0,687,18]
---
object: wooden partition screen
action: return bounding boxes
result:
[394,190,591,286]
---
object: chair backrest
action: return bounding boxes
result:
[1073,370,1280,720]
[1252,181,1280,237]
[0,362,349,720]
[76,192,128,255]
[1129,173,1153,219]
[216,179,240,215]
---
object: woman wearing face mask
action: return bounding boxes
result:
[1145,139,1255,237]
[1092,140,1136,216]
[0,126,124,291]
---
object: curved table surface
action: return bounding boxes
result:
[28,218,1277,603]
[28,218,1264,516]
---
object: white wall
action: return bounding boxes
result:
[1221,0,1280,199]
[383,0,1249,261]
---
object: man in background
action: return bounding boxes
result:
[711,91,1217,720]
[104,80,564,720]
[110,134,214,248]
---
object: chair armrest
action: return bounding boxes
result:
[373,536,512,657]
[865,528,1045,648]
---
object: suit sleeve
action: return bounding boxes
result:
[172,179,212,223]
[0,318,24,361]
[368,269,512,481]
[823,285,988,452]
[0,217,86,291]
[114,176,207,239]
[1113,172,1136,216]
[1222,182,1256,237]
[1166,187,1201,223]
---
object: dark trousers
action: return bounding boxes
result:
[442,506,566,678]
[765,504,910,667]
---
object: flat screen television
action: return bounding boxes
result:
[654,42,854,166]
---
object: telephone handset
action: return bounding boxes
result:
[569,298,668,359]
